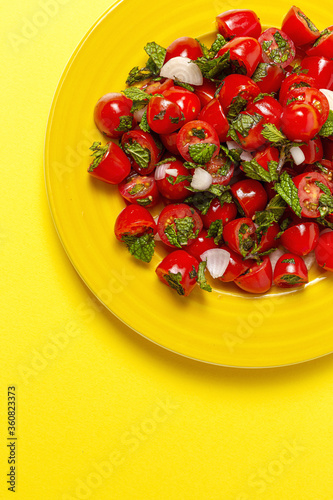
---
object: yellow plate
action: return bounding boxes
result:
[45,0,333,367]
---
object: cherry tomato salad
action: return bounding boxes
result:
[88,6,333,296]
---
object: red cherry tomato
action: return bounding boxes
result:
[306,30,333,59]
[88,141,131,184]
[300,56,333,90]
[216,37,262,77]
[246,94,283,128]
[176,120,220,163]
[156,250,199,296]
[234,256,273,294]
[223,217,257,257]
[194,79,217,107]
[293,171,332,218]
[278,73,317,105]
[258,28,296,68]
[143,78,174,95]
[147,95,185,134]
[164,37,204,63]
[218,245,251,282]
[231,179,268,218]
[216,9,262,40]
[159,131,179,155]
[252,145,280,172]
[252,63,285,94]
[201,198,238,228]
[186,229,220,261]
[94,93,135,138]
[282,87,329,125]
[218,74,261,113]
[281,6,320,47]
[323,138,333,161]
[273,253,308,288]
[114,204,156,241]
[280,221,320,255]
[300,137,323,164]
[163,88,201,124]
[315,230,333,271]
[256,222,280,253]
[205,154,235,186]
[281,102,321,142]
[121,130,163,175]
[231,110,266,151]
[157,203,203,248]
[118,171,159,207]
[155,159,191,201]
[198,98,229,142]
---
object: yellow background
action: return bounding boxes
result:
[1,1,333,499]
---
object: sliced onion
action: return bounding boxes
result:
[165,168,178,177]
[200,249,230,279]
[226,140,242,151]
[160,56,203,86]
[303,251,316,271]
[319,88,333,110]
[133,105,148,122]
[240,151,253,161]
[269,247,284,272]
[154,164,169,181]
[190,167,212,191]
[290,146,305,165]
[153,215,161,240]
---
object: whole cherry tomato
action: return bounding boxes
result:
[216,9,262,39]
[198,98,229,142]
[118,171,160,207]
[273,253,308,288]
[281,102,321,142]
[281,6,320,47]
[163,88,201,123]
[176,120,220,163]
[252,145,280,172]
[300,56,333,90]
[315,230,333,271]
[280,221,319,255]
[88,141,131,184]
[94,93,135,138]
[231,179,268,218]
[246,94,283,128]
[156,250,200,296]
[164,36,204,63]
[146,95,185,134]
[157,203,203,248]
[234,256,273,294]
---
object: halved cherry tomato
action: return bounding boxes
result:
[156,250,199,296]
[281,102,321,142]
[258,28,296,68]
[252,145,280,172]
[223,217,257,257]
[281,6,320,47]
[278,73,317,105]
[186,229,220,261]
[146,95,185,134]
[205,153,235,186]
[300,56,333,90]
[315,230,333,271]
[273,253,308,288]
[231,111,266,151]
[159,132,179,156]
[282,87,329,125]
[234,256,273,294]
[121,130,163,175]
[94,93,136,138]
[114,204,156,241]
[293,171,332,218]
[198,98,229,142]
[306,30,333,59]
[163,88,201,123]
[155,159,191,201]
[194,79,217,107]
[218,245,251,282]
[216,37,262,77]
[164,37,204,63]
[218,74,261,114]
[143,78,174,95]
[157,203,203,248]
[280,221,319,255]
[300,137,323,164]
[231,179,268,218]
[251,63,285,94]
[176,120,220,163]
[216,9,262,40]
[118,172,159,207]
[246,94,283,129]
[256,222,280,253]
[201,198,238,228]
[88,141,131,184]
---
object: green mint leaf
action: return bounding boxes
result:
[231,113,263,138]
[207,219,223,245]
[194,51,230,81]
[173,80,195,92]
[261,123,288,143]
[281,258,296,264]
[315,181,331,196]
[241,158,273,182]
[126,66,154,85]
[274,171,302,217]
[164,224,181,248]
[191,128,206,139]
[315,217,333,229]
[166,174,191,185]
[220,144,242,163]
[144,42,166,70]
[251,63,269,83]
[280,274,306,285]
[122,233,155,263]
[268,160,279,182]
[136,197,154,207]
[238,223,254,258]
[319,110,333,138]
[298,10,318,32]
[188,143,217,164]
[155,157,177,167]
[123,140,150,169]
[227,95,248,121]
[88,141,108,172]
[318,193,333,217]
[164,271,185,295]
[196,261,212,292]
[138,111,150,132]
[164,216,198,247]
[184,191,215,215]
[123,87,151,112]
[266,194,287,222]
[114,115,133,132]
[209,34,227,57]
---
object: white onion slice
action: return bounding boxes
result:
[240,151,253,161]
[160,56,203,86]
[190,167,212,191]
[154,164,169,181]
[303,251,316,271]
[200,249,230,279]
[269,247,284,272]
[319,88,333,110]
[290,146,305,165]
[133,105,147,122]
[165,168,178,177]
[226,140,242,151]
